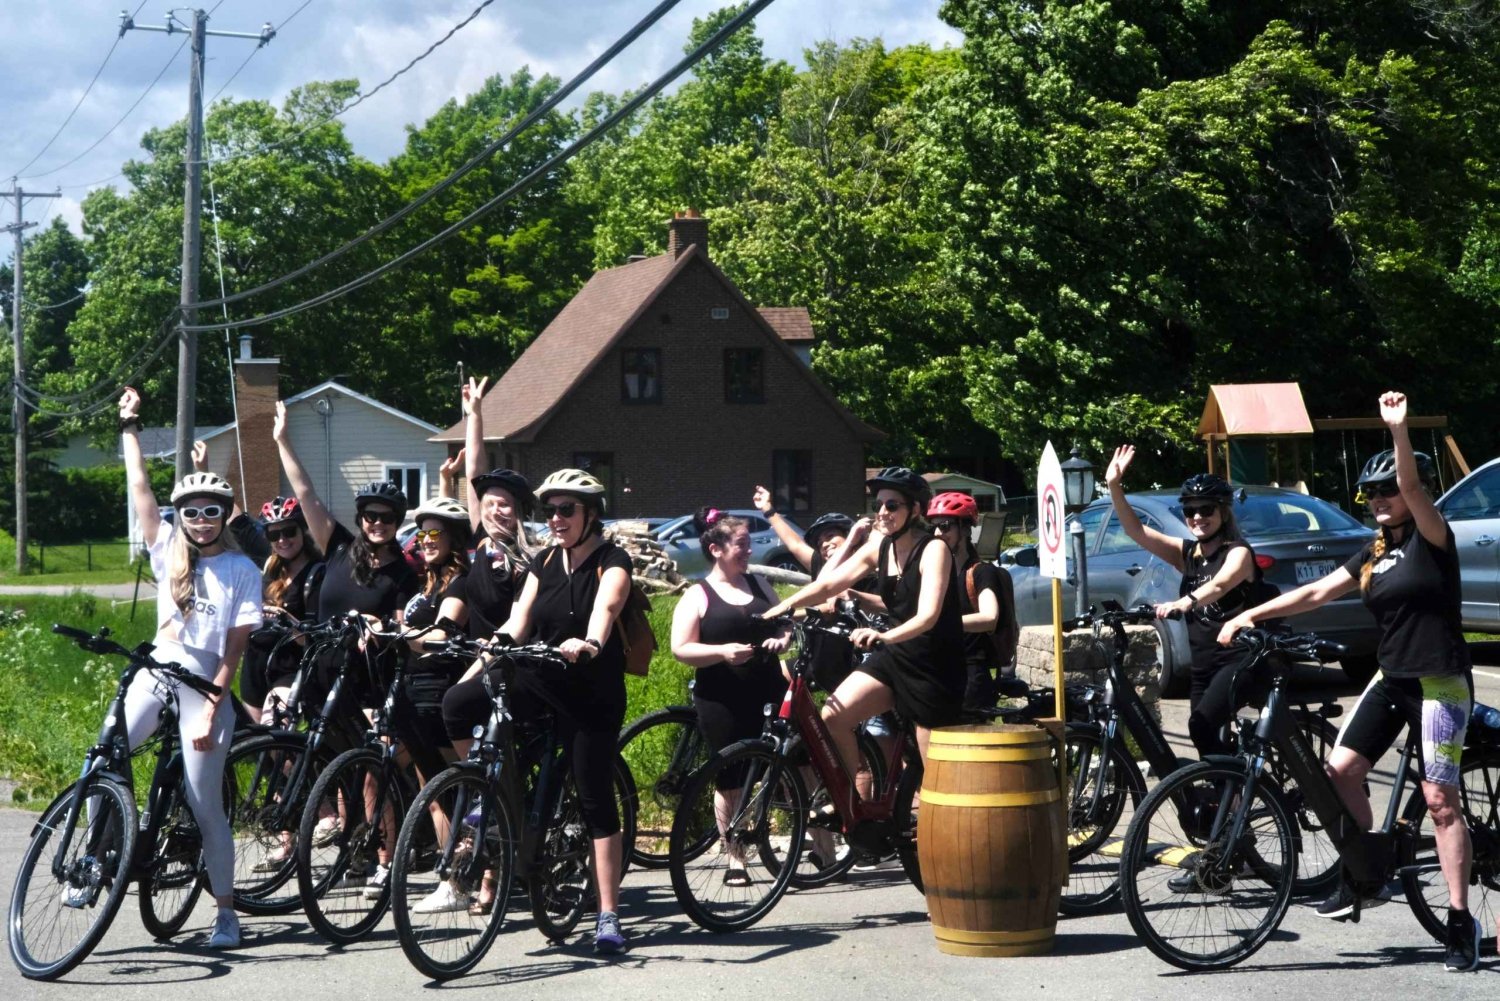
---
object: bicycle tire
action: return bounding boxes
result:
[529,774,595,941]
[8,777,138,981]
[892,754,924,893]
[669,741,805,932]
[1058,724,1145,915]
[296,746,406,945]
[224,732,328,915]
[1399,748,1500,952]
[618,706,709,870]
[391,766,515,980]
[788,730,885,889]
[137,783,206,940]
[1119,760,1296,971]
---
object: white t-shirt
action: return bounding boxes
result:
[149,522,263,663]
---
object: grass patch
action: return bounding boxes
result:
[0,537,144,585]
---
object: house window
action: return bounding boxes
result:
[621,348,662,403]
[572,452,616,514]
[725,348,765,404]
[771,450,812,516]
[382,463,426,512]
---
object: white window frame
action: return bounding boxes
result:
[381,462,428,509]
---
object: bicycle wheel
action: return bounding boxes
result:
[1120,760,1296,971]
[8,777,138,981]
[1265,712,1351,897]
[618,706,709,869]
[296,747,405,945]
[530,775,595,941]
[137,783,206,940]
[669,741,805,932]
[1058,724,1146,915]
[391,767,515,981]
[1399,748,1500,952]
[224,733,327,915]
[789,731,884,889]
[892,754,924,893]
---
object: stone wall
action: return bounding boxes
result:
[1015,624,1163,722]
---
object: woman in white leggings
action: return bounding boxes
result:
[121,388,263,949]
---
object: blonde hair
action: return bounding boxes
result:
[168,519,242,618]
[1360,530,1387,596]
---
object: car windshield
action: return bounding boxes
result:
[652,515,695,541]
[1171,493,1365,536]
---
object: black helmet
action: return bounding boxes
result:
[1178,473,1233,506]
[354,481,408,522]
[1357,449,1437,491]
[866,466,931,506]
[470,468,534,514]
[803,512,854,549]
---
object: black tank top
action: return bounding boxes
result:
[691,575,783,703]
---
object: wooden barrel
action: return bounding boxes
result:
[917,723,1065,957]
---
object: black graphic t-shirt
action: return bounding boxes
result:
[1180,539,1256,661]
[1340,524,1471,679]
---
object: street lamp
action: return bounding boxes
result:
[1060,445,1096,615]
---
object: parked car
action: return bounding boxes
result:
[651,510,804,579]
[1004,486,1379,693]
[1435,455,1500,631]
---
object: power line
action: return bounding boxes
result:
[183,0,782,332]
[190,0,690,312]
[207,0,316,104]
[25,290,87,312]
[6,3,153,179]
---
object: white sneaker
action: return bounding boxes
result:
[59,883,92,909]
[208,910,241,949]
[334,862,372,889]
[361,864,390,900]
[311,816,343,848]
[412,880,473,915]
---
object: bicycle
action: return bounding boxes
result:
[1058,602,1347,914]
[389,636,638,980]
[1118,627,1500,970]
[666,607,923,933]
[8,624,225,981]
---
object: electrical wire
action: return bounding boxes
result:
[182,0,780,332]
[25,290,87,312]
[190,0,689,312]
[16,314,181,407]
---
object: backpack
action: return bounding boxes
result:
[965,562,1019,669]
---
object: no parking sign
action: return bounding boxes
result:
[1036,441,1067,580]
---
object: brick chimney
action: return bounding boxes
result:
[231,334,281,517]
[667,209,708,259]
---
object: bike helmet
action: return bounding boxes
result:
[536,468,608,513]
[412,496,471,532]
[1356,449,1437,491]
[803,512,854,549]
[926,491,979,521]
[865,466,931,506]
[259,495,304,526]
[354,480,409,521]
[170,471,235,506]
[1177,473,1233,506]
[470,468,534,513]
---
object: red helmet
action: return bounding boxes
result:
[926,491,978,521]
[260,496,302,525]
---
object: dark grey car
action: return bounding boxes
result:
[1435,455,1500,631]
[652,510,804,579]
[1005,486,1379,692]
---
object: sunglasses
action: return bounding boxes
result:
[413,528,445,543]
[1360,482,1401,500]
[360,509,397,526]
[1181,505,1219,520]
[265,525,301,542]
[541,502,580,519]
[875,498,907,513]
[931,520,958,533]
[180,504,225,520]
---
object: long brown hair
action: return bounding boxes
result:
[264,532,324,605]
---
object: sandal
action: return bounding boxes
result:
[467,897,495,917]
[724,866,752,888]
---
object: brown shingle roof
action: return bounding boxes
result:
[757,307,815,342]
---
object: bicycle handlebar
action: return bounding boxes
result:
[1231,627,1347,663]
[1063,602,1159,632]
[52,623,222,698]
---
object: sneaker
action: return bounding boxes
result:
[361,864,390,900]
[412,880,473,915]
[311,816,343,848]
[1167,869,1199,894]
[334,861,372,889]
[593,910,626,955]
[207,910,241,949]
[1315,880,1392,920]
[59,883,93,909]
[1445,909,1481,972]
[253,849,293,873]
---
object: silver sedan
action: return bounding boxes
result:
[1435,455,1500,631]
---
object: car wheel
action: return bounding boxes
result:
[1339,654,1378,688]
[1152,619,1189,698]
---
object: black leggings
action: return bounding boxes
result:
[1188,647,1267,758]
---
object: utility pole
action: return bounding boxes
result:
[4,180,60,573]
[120,9,275,478]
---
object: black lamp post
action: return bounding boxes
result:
[1060,445,1096,615]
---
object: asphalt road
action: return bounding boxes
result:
[4,658,1499,999]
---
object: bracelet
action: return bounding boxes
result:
[583,637,602,652]
[120,417,143,433]
[765,509,780,519]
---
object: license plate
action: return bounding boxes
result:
[1295,559,1337,584]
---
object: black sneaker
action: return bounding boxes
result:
[1445,909,1481,972]
[1315,881,1391,920]
[1167,870,1199,894]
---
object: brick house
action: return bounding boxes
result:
[434,212,881,519]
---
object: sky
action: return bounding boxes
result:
[0,1,962,235]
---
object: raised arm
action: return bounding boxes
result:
[1105,445,1186,570]
[763,536,881,618]
[437,448,465,500]
[463,376,488,533]
[271,400,336,553]
[119,388,161,548]
[752,484,814,570]
[1381,391,1448,550]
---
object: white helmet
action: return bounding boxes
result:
[412,496,471,527]
[536,468,608,513]
[171,471,235,505]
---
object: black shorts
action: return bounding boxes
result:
[1336,673,1473,786]
[856,649,965,730]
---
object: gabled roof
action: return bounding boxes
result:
[286,380,443,434]
[433,246,879,444]
[119,424,232,460]
[1197,383,1313,438]
[757,307,814,342]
